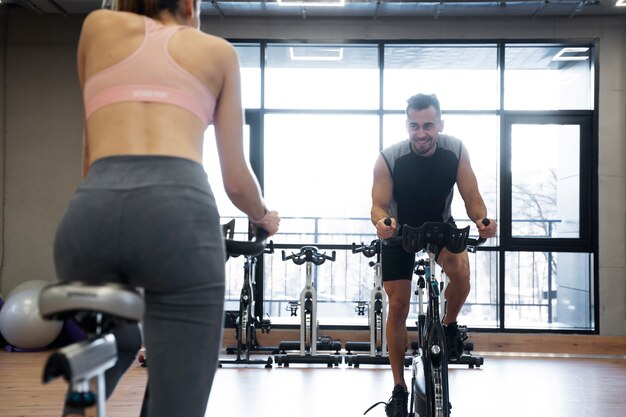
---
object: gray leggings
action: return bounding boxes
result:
[54,155,225,417]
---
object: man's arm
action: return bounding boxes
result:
[371,154,396,238]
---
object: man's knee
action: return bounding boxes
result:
[388,297,410,321]
[447,267,470,286]
[441,253,470,283]
[385,279,412,322]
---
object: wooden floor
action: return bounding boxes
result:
[1,350,626,417]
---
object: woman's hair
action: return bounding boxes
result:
[406,93,441,119]
[114,0,186,17]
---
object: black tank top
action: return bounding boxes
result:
[381,134,463,228]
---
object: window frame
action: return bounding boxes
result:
[224,39,598,333]
[500,112,594,252]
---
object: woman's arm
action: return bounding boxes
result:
[212,41,279,234]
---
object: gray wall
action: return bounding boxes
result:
[0,9,6,304]
[0,9,84,307]
[0,8,624,335]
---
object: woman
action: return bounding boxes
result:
[54,1,280,416]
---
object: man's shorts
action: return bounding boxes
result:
[381,218,458,282]
[381,242,415,282]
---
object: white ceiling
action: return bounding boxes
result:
[3,0,626,19]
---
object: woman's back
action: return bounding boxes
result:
[79,9,243,168]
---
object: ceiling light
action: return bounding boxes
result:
[616,0,626,6]
[289,47,344,61]
[552,47,590,61]
[277,0,345,7]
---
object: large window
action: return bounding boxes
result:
[510,123,581,239]
[262,113,379,323]
[265,44,379,110]
[384,44,499,111]
[204,41,596,332]
[504,44,593,110]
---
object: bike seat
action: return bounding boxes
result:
[38,281,145,323]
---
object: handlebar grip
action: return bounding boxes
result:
[225,229,267,257]
[381,218,393,246]
[255,227,269,242]
[471,218,491,246]
[351,242,359,254]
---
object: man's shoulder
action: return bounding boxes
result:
[439,133,462,145]
[382,139,410,156]
[438,134,463,154]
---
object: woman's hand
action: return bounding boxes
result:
[251,210,280,236]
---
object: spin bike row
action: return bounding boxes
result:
[218,221,487,369]
[34,220,488,417]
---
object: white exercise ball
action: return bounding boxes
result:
[0,289,63,350]
[7,280,50,300]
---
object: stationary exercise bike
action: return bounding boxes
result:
[38,227,269,417]
[220,220,275,368]
[411,261,484,369]
[345,239,411,367]
[274,246,342,367]
[397,220,489,417]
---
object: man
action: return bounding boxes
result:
[370,93,497,417]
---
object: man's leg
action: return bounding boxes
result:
[384,279,412,388]
[437,249,470,325]
[380,279,412,417]
[437,249,470,360]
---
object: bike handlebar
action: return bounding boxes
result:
[282,245,336,266]
[384,218,490,255]
[467,218,490,247]
[351,240,380,258]
[225,227,270,258]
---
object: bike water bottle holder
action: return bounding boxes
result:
[287,301,299,316]
[355,301,369,316]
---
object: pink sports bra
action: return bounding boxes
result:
[83,17,215,127]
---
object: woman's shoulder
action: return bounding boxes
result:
[185,29,236,54]
[81,9,142,35]
[180,29,239,68]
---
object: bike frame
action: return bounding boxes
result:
[371,254,387,357]
[301,260,317,355]
[353,240,387,357]
[410,249,450,417]
[399,220,487,417]
[221,233,274,368]
[238,254,256,360]
[275,246,342,367]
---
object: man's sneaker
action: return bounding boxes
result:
[443,321,464,361]
[363,384,408,417]
[386,384,409,417]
